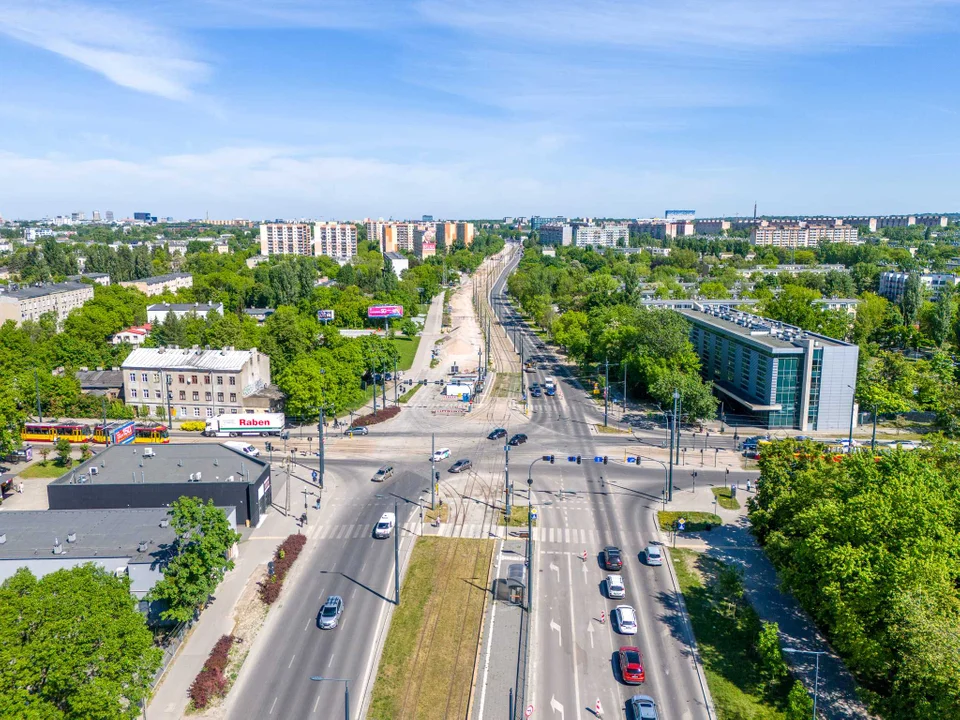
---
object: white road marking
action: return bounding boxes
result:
[550,561,560,582]
[269,696,278,714]
[288,654,296,668]
[587,622,594,649]
[581,561,588,584]
[313,695,321,713]
[550,695,564,718]
[566,554,582,716]
[328,653,335,667]
[477,548,505,719]
[550,619,562,647]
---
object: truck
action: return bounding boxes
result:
[544,377,556,394]
[223,441,261,457]
[203,413,285,437]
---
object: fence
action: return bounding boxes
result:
[512,605,530,720]
[152,620,191,688]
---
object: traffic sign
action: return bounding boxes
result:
[594,456,602,463]
[312,471,318,481]
[567,456,577,463]
[530,511,538,520]
[678,516,686,531]
[525,705,534,718]
[626,456,636,464]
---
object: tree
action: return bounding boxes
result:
[785,680,814,720]
[399,319,418,339]
[148,498,241,623]
[928,288,956,347]
[763,285,821,330]
[756,621,788,687]
[0,565,161,720]
[54,437,72,466]
[900,272,924,326]
[698,281,730,299]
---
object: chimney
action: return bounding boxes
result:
[137,541,148,553]
[67,532,77,543]
[53,539,63,555]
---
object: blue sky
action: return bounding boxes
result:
[0,0,958,220]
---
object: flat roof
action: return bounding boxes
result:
[138,272,191,284]
[146,303,221,311]
[122,346,254,371]
[0,508,178,563]
[0,281,92,300]
[50,443,267,487]
[678,307,852,351]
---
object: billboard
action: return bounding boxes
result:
[368,305,404,319]
[317,309,335,321]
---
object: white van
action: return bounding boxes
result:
[374,512,396,539]
[224,441,261,457]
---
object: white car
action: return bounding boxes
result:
[606,574,625,599]
[374,512,396,539]
[614,605,638,635]
[645,544,663,566]
[432,448,451,462]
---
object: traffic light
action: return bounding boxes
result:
[542,454,554,464]
[576,455,582,465]
[435,471,440,482]
[603,456,608,465]
[265,442,272,452]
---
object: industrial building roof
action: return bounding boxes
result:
[75,368,124,390]
[122,345,255,371]
[0,281,92,300]
[678,306,852,351]
[0,508,177,564]
[50,443,267,487]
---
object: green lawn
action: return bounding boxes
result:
[657,510,722,532]
[399,385,421,404]
[369,538,494,720]
[499,504,538,527]
[389,336,421,371]
[19,459,82,478]
[712,486,741,510]
[671,548,789,720]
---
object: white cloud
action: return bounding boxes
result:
[0,1,209,100]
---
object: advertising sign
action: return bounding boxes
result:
[111,421,136,445]
[367,304,404,319]
[317,309,335,321]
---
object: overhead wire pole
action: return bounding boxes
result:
[504,435,511,517]
[430,433,436,510]
[603,356,610,427]
[669,389,679,502]
[394,500,400,605]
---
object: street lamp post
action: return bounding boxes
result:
[526,456,550,612]
[634,455,669,500]
[309,676,350,720]
[782,648,826,719]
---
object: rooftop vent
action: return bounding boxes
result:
[90,466,99,476]
[53,539,63,555]
[195,472,202,481]
[0,533,7,545]
[159,518,169,528]
[189,473,195,481]
[227,475,235,482]
[66,532,77,543]
[137,541,148,553]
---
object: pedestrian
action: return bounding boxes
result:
[17,482,23,494]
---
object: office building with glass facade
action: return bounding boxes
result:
[678,306,859,431]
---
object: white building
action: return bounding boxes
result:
[146,303,224,324]
[259,223,313,256]
[750,223,858,248]
[384,252,409,277]
[111,324,152,346]
[0,281,94,326]
[121,346,274,418]
[119,273,193,297]
[314,222,358,260]
[572,222,629,248]
[879,271,957,301]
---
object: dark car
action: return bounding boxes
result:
[318,595,344,629]
[508,433,528,446]
[449,459,472,473]
[530,388,542,397]
[344,426,368,436]
[603,546,623,570]
[619,646,646,684]
[488,428,507,440]
[545,386,556,396]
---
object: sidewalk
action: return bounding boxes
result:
[666,485,873,720]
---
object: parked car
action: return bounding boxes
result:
[618,646,646,684]
[508,433,528,446]
[627,695,658,720]
[488,428,507,440]
[603,546,623,570]
[606,574,626,599]
[449,458,472,473]
[372,465,395,482]
[432,448,451,461]
[318,595,344,629]
[614,605,638,635]
[645,544,663,566]
[344,426,368,436]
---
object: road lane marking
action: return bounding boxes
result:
[550,562,559,582]
[550,695,564,718]
[587,622,594,648]
[269,697,278,714]
[477,546,505,719]
[581,562,588,584]
[550,619,562,647]
[360,560,367,573]
[566,554,582,715]
[288,654,296,668]
[313,695,321,713]
[328,653,335,667]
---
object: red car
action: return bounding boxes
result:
[619,646,646,684]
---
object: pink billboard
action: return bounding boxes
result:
[368,305,404,318]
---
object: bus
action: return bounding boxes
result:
[21,423,93,443]
[134,423,170,444]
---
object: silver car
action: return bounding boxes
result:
[628,695,658,720]
[645,544,663,566]
[606,574,626,599]
[614,605,638,635]
[318,595,344,630]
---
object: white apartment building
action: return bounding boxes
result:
[572,222,629,248]
[364,219,386,251]
[314,222,358,260]
[119,273,193,297]
[147,303,224,324]
[539,224,573,246]
[879,271,957,302]
[259,223,313,256]
[750,223,858,248]
[0,282,94,326]
[121,346,275,419]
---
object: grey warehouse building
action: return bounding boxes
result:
[48,444,271,526]
[678,305,859,431]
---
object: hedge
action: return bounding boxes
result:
[351,405,400,427]
[179,421,206,432]
[259,534,307,605]
[189,634,235,710]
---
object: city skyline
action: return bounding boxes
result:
[1,0,959,218]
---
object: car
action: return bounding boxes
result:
[530,388,542,397]
[545,386,556,396]
[529,382,540,390]
[374,512,396,538]
[449,458,472,473]
[627,695,658,720]
[344,426,369,436]
[488,428,507,440]
[606,574,625,599]
[603,546,623,570]
[614,605,638,635]
[619,646,646,684]
[432,448,451,461]
[372,465,394,482]
[318,595,344,629]
[508,433,528,446]
[645,544,663,566]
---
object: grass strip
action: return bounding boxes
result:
[18,459,82,478]
[712,486,741,510]
[369,537,494,720]
[657,510,722,532]
[389,336,421,371]
[498,504,538,527]
[398,384,422,404]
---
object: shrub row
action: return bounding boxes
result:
[352,405,401,427]
[179,420,206,432]
[258,534,307,605]
[188,634,235,710]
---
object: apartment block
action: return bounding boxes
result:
[147,303,224,323]
[457,222,475,247]
[0,282,94,326]
[121,346,276,419]
[119,272,193,297]
[365,219,386,251]
[530,216,567,230]
[259,223,313,256]
[679,305,858,431]
[414,225,437,259]
[750,223,858,248]
[539,224,573,246]
[314,222,358,260]
[878,271,957,302]
[573,222,629,248]
[694,219,732,235]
